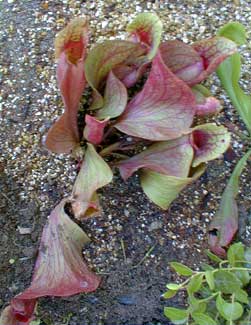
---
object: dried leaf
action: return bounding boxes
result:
[17,199,100,298]
[71,143,113,219]
[45,114,79,154]
[1,198,100,325]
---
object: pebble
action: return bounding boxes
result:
[149,221,163,231]
[117,295,137,305]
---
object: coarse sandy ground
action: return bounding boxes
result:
[1,1,251,324]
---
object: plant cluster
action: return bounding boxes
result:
[0,13,238,324]
[163,22,251,325]
[164,242,251,325]
[208,22,251,255]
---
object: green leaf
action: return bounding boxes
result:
[214,270,242,294]
[217,53,251,133]
[227,242,245,266]
[140,164,205,209]
[235,289,249,304]
[192,84,212,98]
[234,270,250,286]
[205,250,223,263]
[191,312,217,325]
[191,123,231,168]
[127,13,163,60]
[218,22,247,46]
[244,247,251,267]
[217,23,251,132]
[187,274,204,294]
[162,289,177,299]
[188,295,207,314]
[216,294,243,321]
[238,310,251,325]
[209,150,251,255]
[201,263,214,271]
[166,283,183,290]
[164,307,188,324]
[170,262,193,276]
[205,271,215,290]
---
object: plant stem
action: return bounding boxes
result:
[199,291,220,303]
[132,244,156,268]
[214,267,251,273]
[120,239,127,262]
[229,294,235,325]
[99,142,122,156]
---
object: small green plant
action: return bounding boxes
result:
[164,242,251,325]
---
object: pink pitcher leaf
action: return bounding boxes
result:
[71,195,100,220]
[192,36,237,84]
[113,63,149,88]
[140,164,205,209]
[0,299,36,325]
[191,124,230,167]
[159,40,203,84]
[195,96,221,116]
[55,17,88,64]
[115,13,162,87]
[14,199,100,298]
[45,114,79,154]
[115,53,196,141]
[83,115,109,145]
[209,150,251,256]
[45,18,88,153]
[118,136,193,180]
[127,13,163,60]
[0,198,100,324]
[56,52,86,140]
[71,143,113,219]
[209,214,238,257]
[192,85,222,116]
[160,37,236,85]
[84,40,146,109]
[55,17,89,129]
[96,71,128,119]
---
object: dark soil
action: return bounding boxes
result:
[1,1,251,325]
